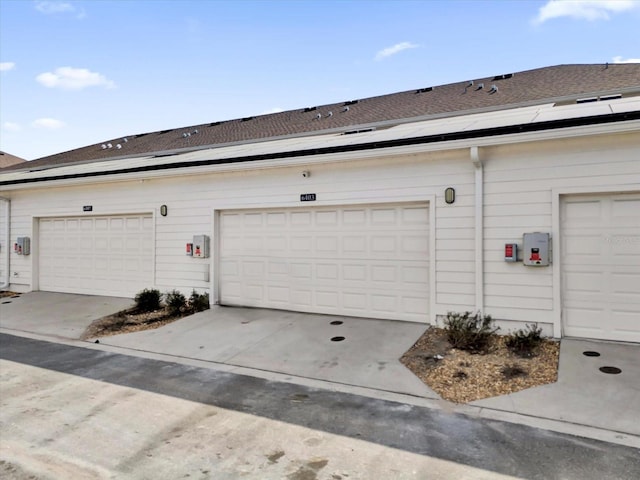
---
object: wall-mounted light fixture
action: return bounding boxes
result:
[160,205,168,216]
[444,187,456,204]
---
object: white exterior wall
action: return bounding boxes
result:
[482,131,640,335]
[2,128,639,337]
[1,149,477,325]
[0,198,8,285]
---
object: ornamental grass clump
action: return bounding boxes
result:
[443,311,498,353]
[165,290,187,316]
[188,290,210,313]
[134,288,162,313]
[506,323,544,358]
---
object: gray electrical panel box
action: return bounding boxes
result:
[15,237,31,255]
[192,235,210,258]
[523,232,550,266]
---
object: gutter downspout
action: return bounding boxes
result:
[470,147,484,313]
[0,196,10,290]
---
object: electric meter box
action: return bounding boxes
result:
[504,243,518,262]
[192,235,210,258]
[523,232,550,266]
[15,237,31,255]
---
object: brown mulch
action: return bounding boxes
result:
[401,327,560,404]
[0,291,20,298]
[80,308,185,340]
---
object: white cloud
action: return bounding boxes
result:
[32,118,66,129]
[534,0,639,24]
[613,55,640,63]
[35,1,86,18]
[2,122,22,132]
[375,42,419,61]
[0,62,16,72]
[36,67,115,90]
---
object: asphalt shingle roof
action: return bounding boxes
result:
[0,152,27,169]
[5,63,640,173]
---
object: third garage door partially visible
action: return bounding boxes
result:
[219,203,429,322]
[561,193,640,342]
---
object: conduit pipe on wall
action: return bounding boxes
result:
[470,147,484,313]
[0,196,10,290]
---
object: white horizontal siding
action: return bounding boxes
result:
[483,132,640,327]
[0,203,7,283]
[2,153,476,314]
[3,129,638,334]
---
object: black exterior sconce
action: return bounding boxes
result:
[445,187,456,204]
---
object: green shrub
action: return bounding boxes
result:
[188,290,210,313]
[165,290,187,316]
[506,323,543,357]
[134,288,161,312]
[443,311,498,353]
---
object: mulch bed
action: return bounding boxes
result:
[401,327,560,404]
[80,308,186,340]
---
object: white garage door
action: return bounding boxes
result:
[220,203,429,322]
[561,193,640,342]
[39,215,153,298]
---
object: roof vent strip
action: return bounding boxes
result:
[576,97,598,104]
[416,87,433,94]
[344,100,359,106]
[304,106,317,112]
[492,73,513,81]
[343,127,376,135]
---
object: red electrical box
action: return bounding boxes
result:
[504,243,518,262]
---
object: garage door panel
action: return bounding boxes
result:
[291,290,312,306]
[39,215,153,298]
[612,273,640,295]
[562,194,640,342]
[403,296,429,314]
[611,310,640,342]
[220,203,429,322]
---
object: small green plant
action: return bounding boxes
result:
[443,311,498,353]
[506,323,543,357]
[188,290,210,313]
[134,288,161,312]
[165,290,187,316]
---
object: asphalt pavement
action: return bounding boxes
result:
[2,332,639,480]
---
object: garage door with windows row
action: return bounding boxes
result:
[39,215,153,298]
[219,203,430,322]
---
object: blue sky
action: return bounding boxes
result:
[1,0,638,160]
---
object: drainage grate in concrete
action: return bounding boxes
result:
[1,301,11,304]
[331,336,345,342]
[583,351,601,357]
[330,320,343,325]
[599,366,622,375]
